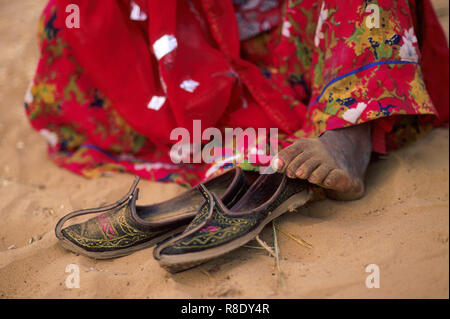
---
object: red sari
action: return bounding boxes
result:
[26,0,449,186]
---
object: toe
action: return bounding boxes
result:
[272,141,307,172]
[323,169,350,191]
[285,151,313,178]
[296,158,321,180]
[308,164,332,185]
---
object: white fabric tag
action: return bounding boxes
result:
[153,35,178,60]
[180,79,200,93]
[147,96,166,111]
[130,1,147,21]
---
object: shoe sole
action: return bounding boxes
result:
[58,226,184,260]
[156,189,311,273]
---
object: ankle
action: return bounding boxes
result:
[320,124,372,179]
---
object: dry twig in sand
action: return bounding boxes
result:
[275,226,313,249]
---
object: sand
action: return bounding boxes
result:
[0,0,448,299]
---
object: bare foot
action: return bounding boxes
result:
[272,124,372,200]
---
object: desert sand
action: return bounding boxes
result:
[0,0,448,299]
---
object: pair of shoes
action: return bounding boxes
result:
[153,173,311,272]
[55,169,311,272]
[55,167,248,259]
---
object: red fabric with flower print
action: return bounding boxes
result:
[26,0,448,185]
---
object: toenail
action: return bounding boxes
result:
[272,157,284,170]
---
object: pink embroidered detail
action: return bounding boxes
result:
[201,226,219,233]
[97,213,116,239]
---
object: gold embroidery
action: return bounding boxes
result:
[63,205,163,250]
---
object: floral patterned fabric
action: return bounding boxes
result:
[25,0,448,186]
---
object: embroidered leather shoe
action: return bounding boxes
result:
[153,173,312,273]
[55,167,249,259]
